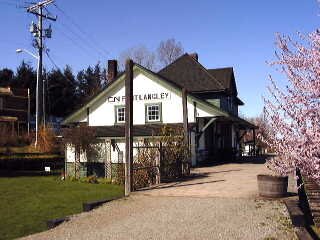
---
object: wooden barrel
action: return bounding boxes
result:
[257,174,288,198]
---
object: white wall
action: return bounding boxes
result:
[80,70,217,127]
[65,66,225,167]
[66,145,87,163]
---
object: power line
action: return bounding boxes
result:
[53,2,109,58]
[54,25,102,61]
[56,21,105,59]
[54,2,109,56]
[45,49,60,70]
[0,0,25,7]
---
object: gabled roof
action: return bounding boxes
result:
[207,67,233,90]
[158,54,226,93]
[207,67,237,96]
[62,63,230,125]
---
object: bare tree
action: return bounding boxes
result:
[119,45,156,71]
[157,38,184,67]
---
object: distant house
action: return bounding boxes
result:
[0,87,30,135]
[62,53,256,177]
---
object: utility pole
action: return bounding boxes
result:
[27,0,56,146]
[125,59,133,196]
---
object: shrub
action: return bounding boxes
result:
[37,124,57,153]
[80,175,98,184]
[133,145,159,189]
[98,178,112,184]
[159,125,190,178]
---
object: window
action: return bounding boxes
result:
[146,103,161,122]
[115,106,125,123]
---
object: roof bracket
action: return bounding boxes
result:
[197,117,218,138]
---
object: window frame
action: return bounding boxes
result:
[145,102,162,123]
[114,105,125,124]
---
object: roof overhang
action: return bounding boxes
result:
[197,115,257,130]
[236,97,244,106]
[0,116,18,122]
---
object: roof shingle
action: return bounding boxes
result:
[207,67,234,90]
[158,54,226,92]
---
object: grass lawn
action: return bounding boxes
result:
[0,176,124,240]
[0,154,62,160]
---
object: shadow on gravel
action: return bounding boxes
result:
[196,155,270,168]
[207,169,242,174]
[138,179,226,191]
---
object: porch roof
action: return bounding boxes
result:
[198,115,257,130]
[90,123,196,138]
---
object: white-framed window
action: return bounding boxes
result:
[115,106,125,123]
[145,103,162,122]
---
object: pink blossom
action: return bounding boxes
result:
[262,31,320,184]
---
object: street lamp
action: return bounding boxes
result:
[16,48,40,147]
[16,49,39,59]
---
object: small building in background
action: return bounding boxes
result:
[0,87,30,135]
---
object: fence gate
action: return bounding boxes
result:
[158,145,190,181]
[109,140,125,185]
[132,145,160,190]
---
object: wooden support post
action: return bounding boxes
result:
[158,141,162,184]
[27,88,30,136]
[11,122,14,136]
[64,145,67,180]
[125,59,133,196]
[105,140,111,179]
[253,128,256,156]
[194,102,199,165]
[182,88,190,172]
[86,108,90,126]
[182,88,189,147]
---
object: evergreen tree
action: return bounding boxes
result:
[47,65,78,117]
[77,63,105,105]
[0,68,14,87]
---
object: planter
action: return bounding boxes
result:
[257,174,288,198]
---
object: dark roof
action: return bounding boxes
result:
[236,97,244,106]
[158,54,226,92]
[198,115,257,130]
[207,67,233,90]
[93,123,195,138]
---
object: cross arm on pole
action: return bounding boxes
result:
[27,0,54,12]
[27,11,57,21]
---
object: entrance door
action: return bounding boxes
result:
[204,121,215,161]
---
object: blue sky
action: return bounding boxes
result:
[0,0,319,117]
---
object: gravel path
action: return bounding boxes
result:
[21,195,296,240]
[20,163,297,240]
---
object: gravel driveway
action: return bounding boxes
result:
[21,162,297,240]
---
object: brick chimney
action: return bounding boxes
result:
[107,60,118,82]
[189,53,198,61]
